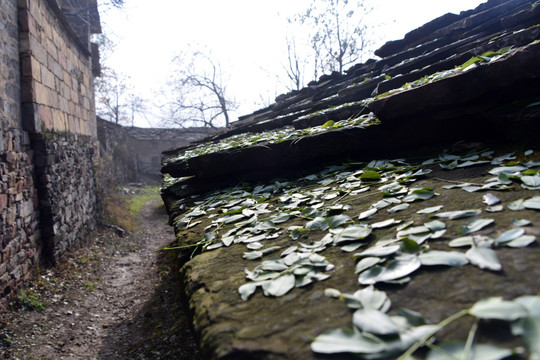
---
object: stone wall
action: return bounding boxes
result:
[0,0,41,309]
[124,127,215,181]
[96,117,139,186]
[95,119,215,184]
[1,0,100,308]
[19,0,97,136]
[32,132,97,264]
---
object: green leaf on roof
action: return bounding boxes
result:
[353,308,401,335]
[419,250,468,267]
[507,198,525,211]
[360,170,382,181]
[321,120,335,128]
[512,218,531,226]
[459,218,494,234]
[417,205,443,214]
[495,228,525,243]
[400,239,420,253]
[358,254,421,285]
[355,257,381,274]
[465,246,502,271]
[524,196,540,210]
[311,328,386,354]
[332,224,372,244]
[505,235,536,248]
[469,297,528,321]
[264,273,296,297]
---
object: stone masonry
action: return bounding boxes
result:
[0,0,101,308]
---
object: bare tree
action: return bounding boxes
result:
[286,0,372,87]
[127,94,145,127]
[284,35,304,91]
[161,51,236,128]
[93,34,146,126]
[95,67,127,124]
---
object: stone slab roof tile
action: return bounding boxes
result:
[159,1,540,358]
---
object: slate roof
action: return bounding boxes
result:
[160,1,540,359]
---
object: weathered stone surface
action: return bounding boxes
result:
[177,162,540,360]
[374,12,461,58]
[160,2,540,359]
[1,0,101,308]
[369,41,540,123]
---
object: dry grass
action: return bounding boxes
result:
[98,186,160,232]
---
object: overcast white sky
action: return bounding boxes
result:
[98,0,486,127]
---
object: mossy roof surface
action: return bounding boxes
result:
[160,1,540,359]
[170,147,539,359]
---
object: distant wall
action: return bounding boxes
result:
[124,127,215,181]
[96,121,215,184]
[96,117,139,186]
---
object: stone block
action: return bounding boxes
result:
[21,199,34,218]
[48,55,63,80]
[45,38,58,61]
[10,265,22,281]
[29,34,47,65]
[38,104,52,130]
[5,151,16,164]
[0,194,7,212]
[34,81,47,105]
[41,64,55,89]
[59,96,69,112]
[52,109,66,132]
[0,262,6,278]
[20,54,33,80]
[61,82,70,97]
[70,88,78,103]
[58,52,67,69]
[0,272,10,290]
[46,87,59,108]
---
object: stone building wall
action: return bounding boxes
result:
[19,0,97,136]
[0,0,41,309]
[1,0,100,307]
[32,132,97,264]
[18,0,100,260]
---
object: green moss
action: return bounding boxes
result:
[128,186,161,216]
[18,289,46,311]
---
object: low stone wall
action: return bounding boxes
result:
[96,117,139,186]
[32,132,98,264]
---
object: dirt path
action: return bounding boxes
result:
[0,197,201,359]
